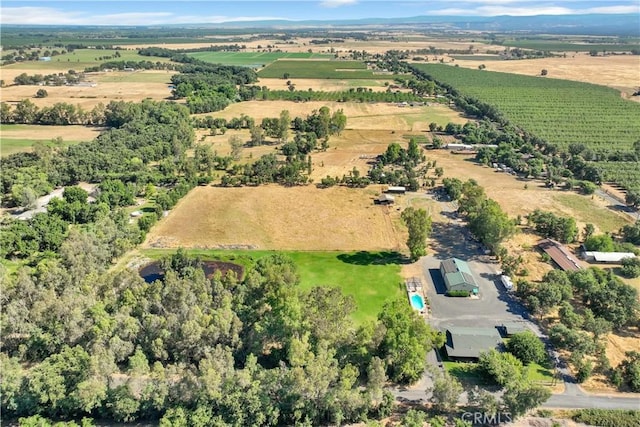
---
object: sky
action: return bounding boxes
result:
[1,1,638,26]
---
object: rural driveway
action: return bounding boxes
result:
[596,189,640,221]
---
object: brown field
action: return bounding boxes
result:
[425,149,631,233]
[144,185,404,251]
[118,36,489,55]
[1,70,175,109]
[203,100,467,131]
[450,53,640,97]
[1,124,103,141]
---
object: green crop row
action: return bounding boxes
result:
[257,60,382,79]
[414,64,640,152]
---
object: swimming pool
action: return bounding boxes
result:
[410,293,425,311]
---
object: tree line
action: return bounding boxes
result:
[1,251,443,425]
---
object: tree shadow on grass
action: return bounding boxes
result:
[337,250,409,266]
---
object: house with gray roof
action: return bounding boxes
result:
[444,327,503,361]
[440,258,479,295]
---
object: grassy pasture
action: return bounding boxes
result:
[0,124,103,155]
[140,248,404,325]
[188,51,332,67]
[2,49,173,71]
[258,60,382,79]
[0,138,81,156]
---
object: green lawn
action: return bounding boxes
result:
[258,60,381,79]
[444,359,556,386]
[140,249,405,325]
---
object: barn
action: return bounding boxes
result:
[440,258,479,295]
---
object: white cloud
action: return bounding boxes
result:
[320,0,358,8]
[430,2,639,16]
[0,6,288,25]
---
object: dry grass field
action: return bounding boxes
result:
[1,73,174,109]
[204,100,467,131]
[144,185,405,251]
[450,53,640,98]
[1,124,103,141]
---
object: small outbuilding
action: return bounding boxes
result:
[582,251,636,264]
[376,194,395,205]
[386,186,406,194]
[444,327,503,361]
[440,258,479,295]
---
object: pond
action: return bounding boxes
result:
[139,260,244,283]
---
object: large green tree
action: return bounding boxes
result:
[506,331,546,365]
[401,207,432,261]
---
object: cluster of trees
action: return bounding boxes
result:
[84,60,177,73]
[2,100,195,208]
[138,45,244,58]
[516,267,639,385]
[442,178,515,253]
[474,347,551,417]
[13,70,83,86]
[253,87,424,104]
[368,140,428,191]
[572,409,640,427]
[169,62,258,114]
[0,100,108,126]
[1,252,443,424]
[527,209,578,243]
[218,108,347,187]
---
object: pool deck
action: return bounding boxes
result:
[406,277,428,315]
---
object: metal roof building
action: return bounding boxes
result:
[583,251,636,263]
[444,327,503,360]
[440,258,479,295]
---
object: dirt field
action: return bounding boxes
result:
[450,53,640,98]
[144,185,404,251]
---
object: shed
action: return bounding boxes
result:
[376,194,395,205]
[538,239,582,271]
[444,327,503,361]
[386,186,406,194]
[440,258,479,295]
[583,251,636,263]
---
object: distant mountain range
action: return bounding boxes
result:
[4,14,639,36]
[174,14,640,36]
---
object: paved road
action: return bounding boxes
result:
[543,393,640,410]
[596,189,639,221]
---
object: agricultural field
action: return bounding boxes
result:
[447,53,640,97]
[258,59,384,79]
[0,124,103,155]
[414,63,640,190]
[499,39,640,52]
[1,48,173,71]
[187,51,332,67]
[257,77,391,92]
